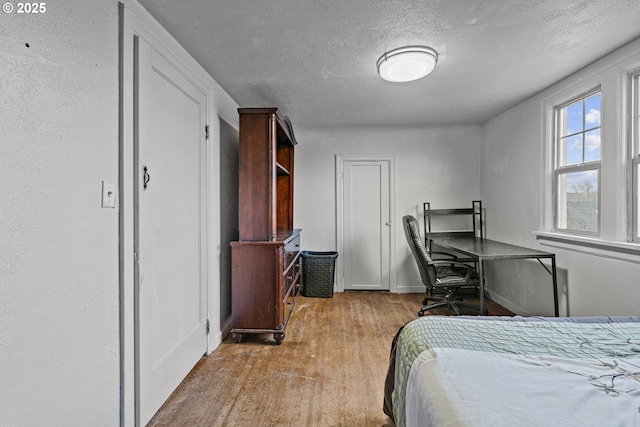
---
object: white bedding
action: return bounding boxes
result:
[405,348,640,427]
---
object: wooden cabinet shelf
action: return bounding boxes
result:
[236,107,297,242]
[231,108,301,344]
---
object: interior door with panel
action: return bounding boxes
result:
[135,36,208,425]
[341,159,392,291]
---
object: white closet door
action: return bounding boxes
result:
[342,160,391,291]
[135,36,208,425]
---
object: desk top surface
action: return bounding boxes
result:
[431,236,554,259]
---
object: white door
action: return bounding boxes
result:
[135,36,208,425]
[341,159,392,291]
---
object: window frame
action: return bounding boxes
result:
[630,69,640,242]
[552,89,602,236]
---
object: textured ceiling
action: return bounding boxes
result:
[137,0,640,128]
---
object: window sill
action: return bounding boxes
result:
[533,231,640,264]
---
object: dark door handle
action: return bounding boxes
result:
[143,166,150,190]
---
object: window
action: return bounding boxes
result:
[632,71,640,241]
[554,91,602,235]
[539,45,640,258]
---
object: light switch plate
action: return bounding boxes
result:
[102,181,116,208]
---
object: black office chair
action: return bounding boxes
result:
[402,215,482,316]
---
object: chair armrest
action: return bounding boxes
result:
[431,260,476,284]
[431,260,473,270]
[429,251,458,261]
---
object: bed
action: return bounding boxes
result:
[384,315,640,427]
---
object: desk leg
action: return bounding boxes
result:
[552,255,559,317]
[478,259,485,315]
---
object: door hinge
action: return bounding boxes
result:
[206,319,210,335]
[205,124,210,141]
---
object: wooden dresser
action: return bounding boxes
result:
[230,108,301,344]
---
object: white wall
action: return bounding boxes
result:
[481,38,640,317]
[0,1,121,425]
[294,125,481,293]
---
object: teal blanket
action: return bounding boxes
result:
[386,316,640,427]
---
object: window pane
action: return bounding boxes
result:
[554,90,601,236]
[557,170,598,232]
[584,93,601,129]
[564,101,583,135]
[564,134,583,165]
[584,129,601,162]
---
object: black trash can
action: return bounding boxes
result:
[300,251,338,298]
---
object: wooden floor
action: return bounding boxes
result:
[148,292,513,427]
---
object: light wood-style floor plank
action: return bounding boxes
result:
[148,292,512,426]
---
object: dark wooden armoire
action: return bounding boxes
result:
[230,108,301,344]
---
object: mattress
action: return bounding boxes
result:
[384,315,640,427]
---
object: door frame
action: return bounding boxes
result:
[120,1,237,425]
[335,154,396,293]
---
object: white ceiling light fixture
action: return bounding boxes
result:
[376,46,438,83]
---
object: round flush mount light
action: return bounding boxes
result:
[376,46,438,83]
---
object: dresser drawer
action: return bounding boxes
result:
[283,233,301,269]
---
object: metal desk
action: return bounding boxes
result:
[430,236,559,316]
